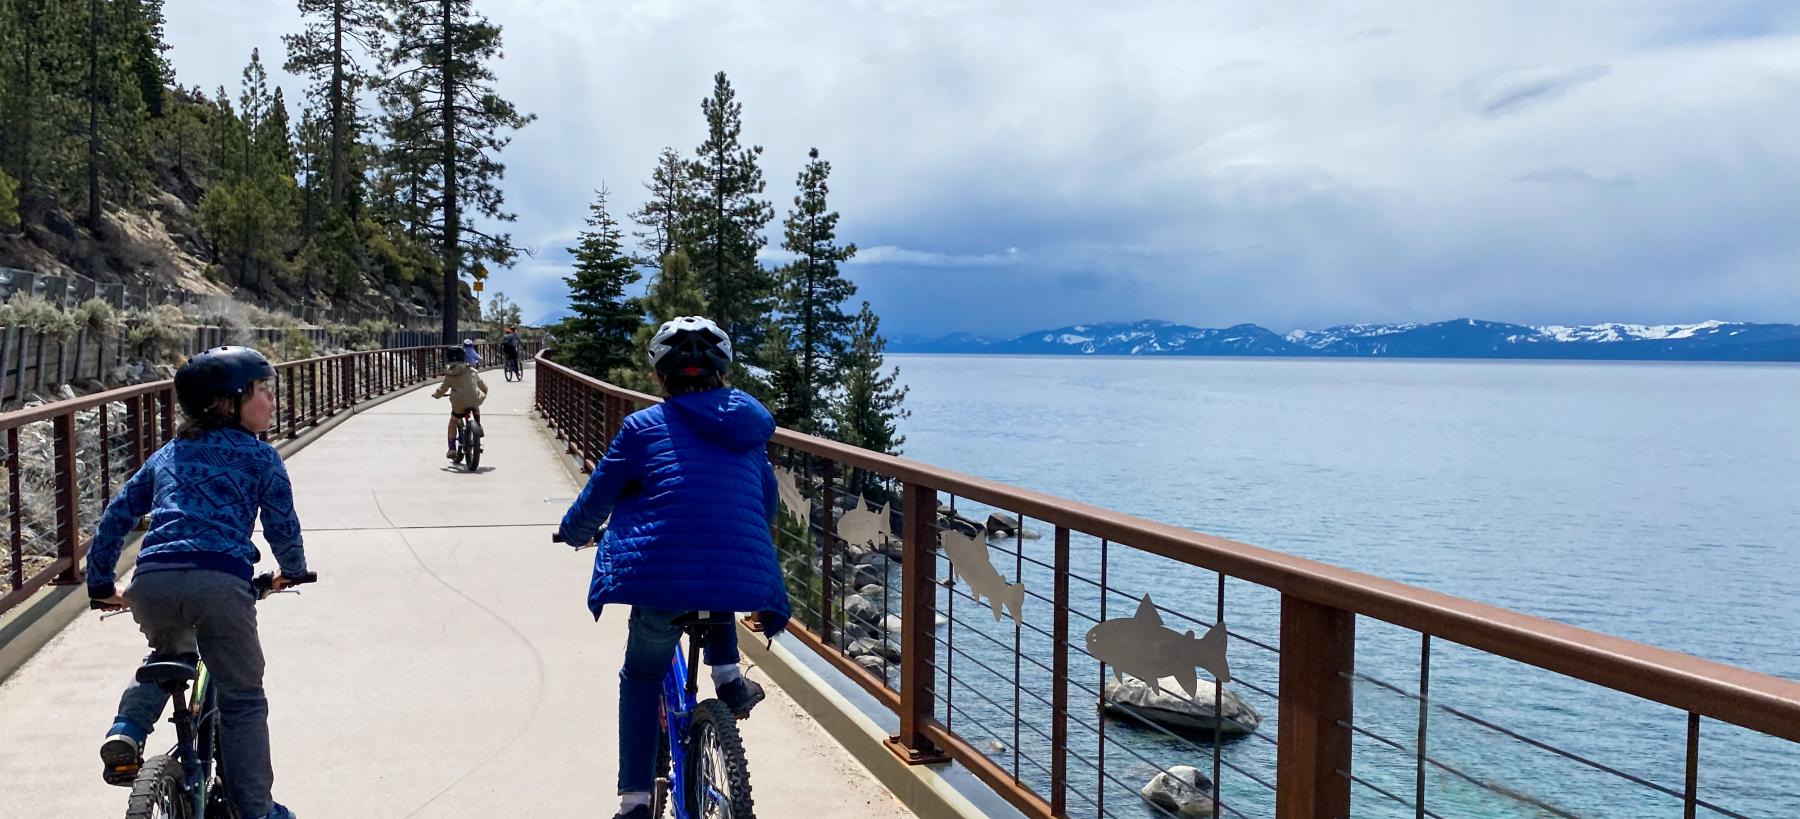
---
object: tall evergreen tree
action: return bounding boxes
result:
[284,0,386,211]
[777,147,858,435]
[556,187,642,378]
[629,146,693,265]
[834,302,908,454]
[607,249,708,394]
[198,50,299,291]
[384,0,535,342]
[683,71,774,355]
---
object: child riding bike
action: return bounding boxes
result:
[460,337,482,368]
[433,345,488,459]
[557,316,792,819]
[85,346,307,819]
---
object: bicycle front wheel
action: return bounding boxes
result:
[125,754,194,819]
[685,699,754,818]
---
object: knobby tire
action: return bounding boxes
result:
[685,699,754,818]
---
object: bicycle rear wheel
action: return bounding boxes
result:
[685,699,754,818]
[125,754,193,819]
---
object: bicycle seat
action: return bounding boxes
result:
[672,611,739,630]
[135,660,198,687]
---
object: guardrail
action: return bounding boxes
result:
[0,339,531,618]
[533,351,1800,819]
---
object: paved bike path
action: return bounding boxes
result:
[0,369,911,818]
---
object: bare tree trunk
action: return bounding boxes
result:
[438,0,460,344]
[87,0,103,234]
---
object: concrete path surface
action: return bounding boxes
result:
[0,368,912,818]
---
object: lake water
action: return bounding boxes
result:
[883,355,1799,818]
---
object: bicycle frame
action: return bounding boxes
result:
[660,637,700,819]
[158,660,223,817]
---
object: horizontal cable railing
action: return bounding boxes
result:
[1,339,532,618]
[532,353,1800,819]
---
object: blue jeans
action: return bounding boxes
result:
[617,607,739,794]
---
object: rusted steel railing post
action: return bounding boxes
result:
[819,458,837,645]
[50,413,81,585]
[1276,595,1355,819]
[887,480,948,764]
[1051,524,1071,817]
[127,394,144,468]
[157,388,175,446]
[285,367,298,438]
[99,403,111,500]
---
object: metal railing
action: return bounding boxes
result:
[533,352,1800,819]
[0,339,527,618]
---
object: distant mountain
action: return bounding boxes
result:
[886,318,1800,362]
[535,308,572,327]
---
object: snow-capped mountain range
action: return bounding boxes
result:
[887,319,1800,361]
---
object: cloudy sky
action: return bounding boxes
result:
[165,0,1800,337]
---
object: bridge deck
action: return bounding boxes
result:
[0,369,911,818]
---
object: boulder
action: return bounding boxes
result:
[853,564,886,590]
[844,594,883,627]
[1140,765,1215,817]
[985,512,1021,536]
[855,655,886,676]
[858,584,886,598]
[1102,678,1262,736]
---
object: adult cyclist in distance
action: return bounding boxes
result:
[556,316,792,819]
[500,327,523,380]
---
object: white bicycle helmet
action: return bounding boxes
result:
[649,316,733,377]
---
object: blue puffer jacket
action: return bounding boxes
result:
[558,387,791,634]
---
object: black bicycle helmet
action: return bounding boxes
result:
[174,346,276,418]
[648,316,733,377]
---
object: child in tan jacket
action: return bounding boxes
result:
[432,346,487,458]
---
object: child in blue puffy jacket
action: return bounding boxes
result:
[557,316,791,819]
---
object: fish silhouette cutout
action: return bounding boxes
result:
[774,468,810,524]
[836,501,888,548]
[940,525,1024,622]
[1084,594,1232,695]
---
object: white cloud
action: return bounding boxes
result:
[162,1,1800,334]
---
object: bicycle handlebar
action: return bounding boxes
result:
[90,571,319,611]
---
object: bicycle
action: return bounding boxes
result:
[452,409,483,472]
[502,352,523,382]
[93,571,318,819]
[554,533,755,818]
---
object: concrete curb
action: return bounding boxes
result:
[738,622,990,819]
[0,378,438,685]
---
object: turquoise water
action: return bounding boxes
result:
[885,355,1800,818]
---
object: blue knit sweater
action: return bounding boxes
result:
[85,427,306,599]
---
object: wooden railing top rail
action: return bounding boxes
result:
[533,352,1800,745]
[0,344,461,430]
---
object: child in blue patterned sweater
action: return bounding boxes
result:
[85,346,307,819]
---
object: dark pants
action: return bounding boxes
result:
[113,570,276,818]
[617,607,740,794]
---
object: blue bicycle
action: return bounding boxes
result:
[555,534,756,818]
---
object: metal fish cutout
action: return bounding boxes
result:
[836,501,890,548]
[1084,594,1231,695]
[774,467,810,524]
[939,525,1024,622]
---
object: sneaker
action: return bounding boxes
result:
[717,677,766,719]
[100,733,141,786]
[446,448,458,460]
[612,806,651,819]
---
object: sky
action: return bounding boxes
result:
[163,0,1800,337]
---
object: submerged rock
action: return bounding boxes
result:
[1102,677,1262,736]
[1140,765,1215,817]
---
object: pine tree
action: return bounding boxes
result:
[483,291,522,327]
[834,302,908,454]
[629,146,693,265]
[284,0,386,212]
[557,187,642,378]
[683,71,774,355]
[607,249,708,394]
[384,0,535,342]
[778,147,858,435]
[198,50,300,292]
